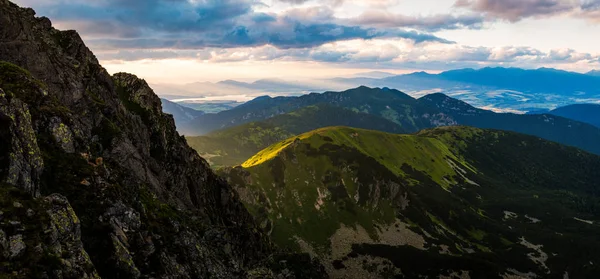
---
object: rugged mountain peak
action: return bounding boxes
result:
[0,0,113,109]
[0,0,324,277]
[113,73,163,116]
[344,86,409,99]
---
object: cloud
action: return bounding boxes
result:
[454,0,600,22]
[487,47,544,61]
[17,0,450,51]
[580,0,600,21]
[96,38,600,72]
[275,0,347,6]
[16,0,598,71]
[277,0,312,4]
[96,50,213,61]
[547,48,593,61]
[349,11,485,31]
[454,0,573,21]
[82,23,450,51]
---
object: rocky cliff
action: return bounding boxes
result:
[0,0,325,278]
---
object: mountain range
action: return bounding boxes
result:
[221,126,600,278]
[183,86,600,167]
[158,67,600,114]
[403,67,600,95]
[181,86,455,135]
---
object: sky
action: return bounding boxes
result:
[13,0,600,83]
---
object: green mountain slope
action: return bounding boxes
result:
[186,104,405,167]
[181,86,600,156]
[221,126,600,278]
[187,122,294,167]
[546,104,600,128]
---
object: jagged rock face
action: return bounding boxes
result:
[0,0,325,278]
[0,87,44,196]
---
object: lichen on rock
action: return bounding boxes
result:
[8,234,25,259]
[50,118,75,153]
[0,91,44,197]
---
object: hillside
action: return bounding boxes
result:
[419,93,600,155]
[221,126,600,278]
[181,86,449,135]
[187,122,294,168]
[186,104,405,167]
[182,86,600,156]
[0,1,324,278]
[545,104,600,128]
[160,98,204,125]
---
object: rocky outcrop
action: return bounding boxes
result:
[0,86,44,196]
[0,0,324,278]
[0,187,99,278]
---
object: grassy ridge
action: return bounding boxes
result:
[232,126,483,253]
[188,104,404,167]
[243,126,473,188]
[222,125,600,277]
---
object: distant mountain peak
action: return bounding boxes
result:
[252,78,287,84]
[217,79,249,86]
[344,86,412,99]
[587,70,600,76]
[419,93,486,116]
[419,93,467,106]
[253,95,273,101]
[405,71,434,77]
[350,71,396,78]
[421,92,449,99]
